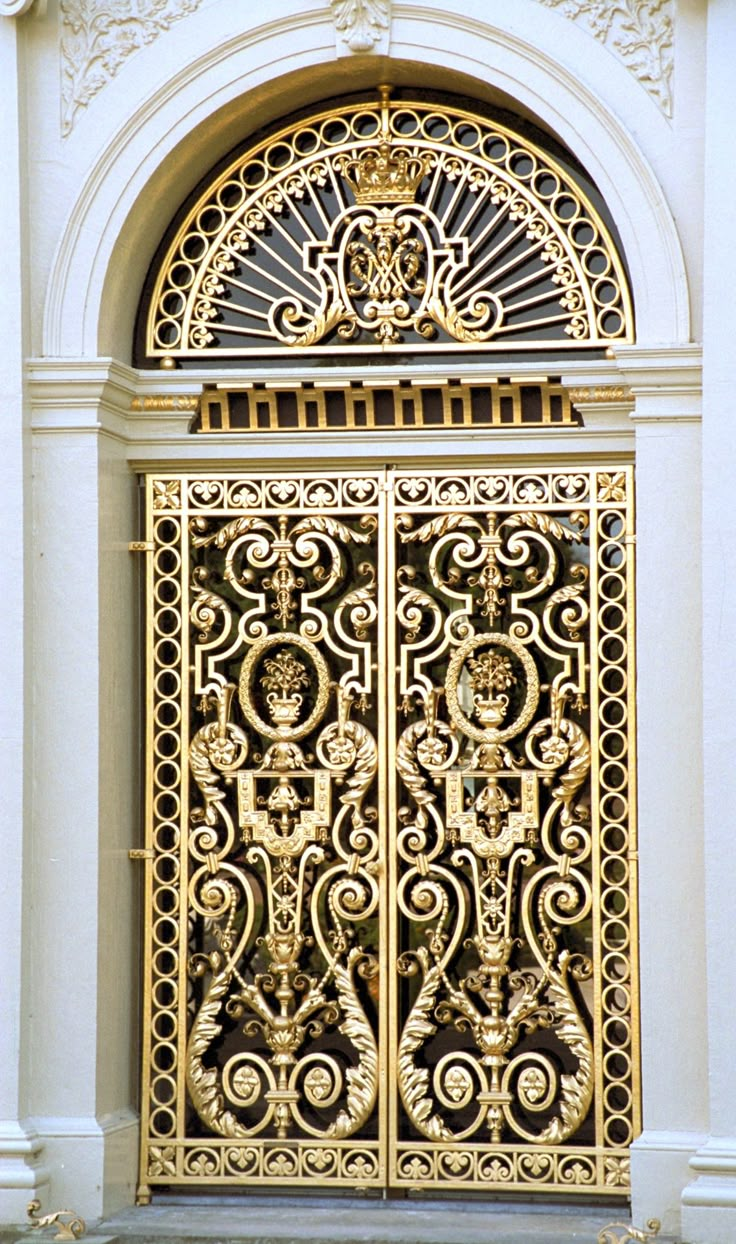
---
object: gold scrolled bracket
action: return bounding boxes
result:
[128,541,154,553]
[27,1200,86,1242]
[597,1219,661,1244]
[129,848,155,861]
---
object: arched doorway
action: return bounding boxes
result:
[132,87,638,1202]
[18,0,705,1230]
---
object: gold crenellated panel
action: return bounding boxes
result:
[195,380,579,434]
[138,465,637,1198]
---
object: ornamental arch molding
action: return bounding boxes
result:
[42,5,689,360]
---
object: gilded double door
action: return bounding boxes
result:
[139,465,638,1200]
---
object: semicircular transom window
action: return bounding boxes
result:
[140,88,634,362]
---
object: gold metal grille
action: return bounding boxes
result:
[138,466,638,1199]
[142,88,633,362]
[195,380,579,434]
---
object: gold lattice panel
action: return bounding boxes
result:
[139,466,638,1197]
[195,380,579,433]
[141,88,633,362]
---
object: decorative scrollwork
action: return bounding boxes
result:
[391,465,635,1190]
[142,89,633,361]
[140,475,384,1187]
[141,467,637,1195]
[597,1221,661,1244]
[27,1203,86,1242]
[536,0,673,118]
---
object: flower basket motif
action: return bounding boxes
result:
[468,650,517,727]
[261,650,310,726]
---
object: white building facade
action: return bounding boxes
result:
[1,2,734,1242]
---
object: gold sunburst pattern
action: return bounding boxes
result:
[142,90,633,360]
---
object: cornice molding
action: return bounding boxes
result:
[613,344,702,389]
[60,0,206,136]
[534,0,674,118]
[28,358,138,438]
[614,344,702,421]
[29,353,699,402]
[27,356,638,452]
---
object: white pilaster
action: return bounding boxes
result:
[681,3,736,1241]
[614,346,706,1239]
[0,12,49,1222]
[27,362,141,1221]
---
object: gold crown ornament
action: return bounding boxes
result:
[344,141,429,205]
[343,85,430,206]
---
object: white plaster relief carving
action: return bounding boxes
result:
[536,0,673,117]
[60,0,206,136]
[331,0,391,54]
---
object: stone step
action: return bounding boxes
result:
[93,1200,678,1244]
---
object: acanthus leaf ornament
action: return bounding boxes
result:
[536,0,673,117]
[60,0,206,136]
[330,0,391,53]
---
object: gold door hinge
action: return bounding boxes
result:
[128,541,154,553]
[129,848,155,860]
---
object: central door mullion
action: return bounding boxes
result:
[385,468,399,1190]
[377,467,390,1187]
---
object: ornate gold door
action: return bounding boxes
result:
[139,465,638,1200]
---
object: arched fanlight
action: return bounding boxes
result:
[141,87,633,362]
